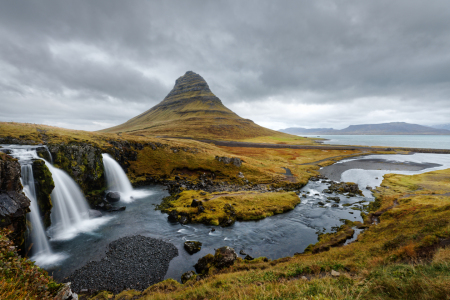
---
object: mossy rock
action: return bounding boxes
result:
[32,160,54,228]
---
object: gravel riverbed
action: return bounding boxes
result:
[65,235,178,294]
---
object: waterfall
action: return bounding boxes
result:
[46,162,92,240]
[21,165,52,256]
[102,153,134,202]
[5,147,65,266]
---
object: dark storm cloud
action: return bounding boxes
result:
[0,0,449,130]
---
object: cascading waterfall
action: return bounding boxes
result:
[5,147,65,266]
[102,153,134,202]
[46,162,92,240]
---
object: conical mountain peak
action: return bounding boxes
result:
[102,71,283,139]
[164,71,213,101]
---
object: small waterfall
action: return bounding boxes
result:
[46,162,91,240]
[21,164,52,257]
[102,153,134,201]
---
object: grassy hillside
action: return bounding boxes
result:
[100,71,295,140]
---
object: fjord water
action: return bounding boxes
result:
[309,135,450,149]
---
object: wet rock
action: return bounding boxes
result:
[181,271,196,284]
[0,153,30,253]
[210,228,215,232]
[89,209,102,218]
[194,254,215,274]
[327,196,340,202]
[191,199,202,207]
[327,182,363,196]
[239,249,246,255]
[179,215,189,225]
[106,191,120,203]
[318,201,325,206]
[168,210,178,222]
[32,159,54,228]
[184,241,202,254]
[331,204,339,208]
[244,254,254,261]
[214,246,238,269]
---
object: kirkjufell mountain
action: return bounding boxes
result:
[102,71,288,139]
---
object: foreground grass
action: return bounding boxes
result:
[0,229,63,299]
[85,168,450,300]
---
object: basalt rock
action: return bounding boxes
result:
[0,153,30,253]
[181,271,196,284]
[46,143,105,206]
[32,160,54,228]
[194,246,238,275]
[327,182,363,196]
[106,191,120,203]
[184,241,202,254]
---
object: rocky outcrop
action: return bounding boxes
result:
[215,156,242,167]
[0,153,30,253]
[194,246,238,275]
[32,160,54,228]
[45,143,105,206]
[323,182,363,196]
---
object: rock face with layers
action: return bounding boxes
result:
[101,71,286,139]
[43,143,106,206]
[0,152,30,252]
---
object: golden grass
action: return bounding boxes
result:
[165,190,300,225]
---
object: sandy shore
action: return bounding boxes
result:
[320,158,441,181]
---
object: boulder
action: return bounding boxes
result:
[184,241,202,254]
[214,246,238,269]
[198,205,205,213]
[181,271,196,284]
[194,254,215,274]
[168,210,178,222]
[244,254,254,261]
[106,191,120,203]
[191,199,202,207]
[89,209,102,218]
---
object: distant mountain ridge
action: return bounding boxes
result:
[281,122,450,135]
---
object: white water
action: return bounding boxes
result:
[5,147,66,266]
[102,153,150,202]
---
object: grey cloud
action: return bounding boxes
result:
[0,0,449,130]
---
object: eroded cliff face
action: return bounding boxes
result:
[42,143,106,206]
[32,160,54,228]
[0,152,30,253]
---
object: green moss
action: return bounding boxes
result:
[32,160,54,228]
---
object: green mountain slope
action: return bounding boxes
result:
[101,71,289,140]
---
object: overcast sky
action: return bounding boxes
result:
[1,1,450,131]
